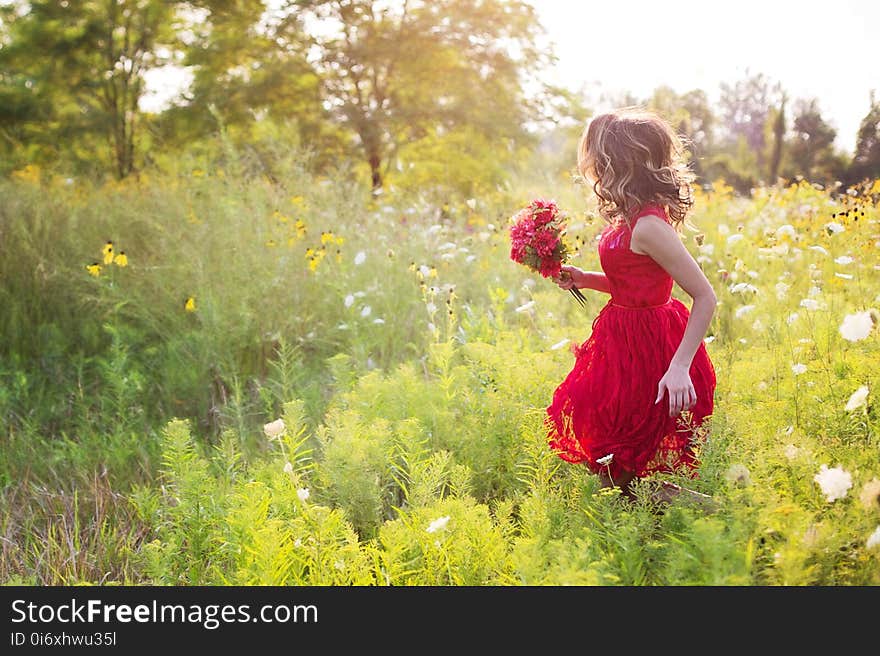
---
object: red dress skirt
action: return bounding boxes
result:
[544,203,716,480]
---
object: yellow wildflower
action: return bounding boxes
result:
[184,297,196,312]
[321,231,335,245]
[295,219,307,238]
[335,235,344,245]
[102,241,114,264]
[291,195,305,206]
[266,239,277,248]
[86,262,102,277]
[113,251,128,267]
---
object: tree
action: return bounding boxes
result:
[767,92,786,183]
[846,91,880,186]
[784,97,844,185]
[646,86,715,181]
[286,0,552,192]
[0,0,179,178]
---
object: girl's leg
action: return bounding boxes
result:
[598,469,637,499]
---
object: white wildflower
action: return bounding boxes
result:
[427,224,443,234]
[786,312,799,325]
[800,298,820,311]
[360,305,372,317]
[418,264,431,277]
[354,250,366,265]
[730,282,758,294]
[426,515,451,533]
[839,311,874,342]
[297,487,310,501]
[734,305,755,319]
[263,418,285,439]
[844,385,869,412]
[704,336,716,344]
[814,464,852,502]
[426,302,437,314]
[784,443,800,461]
[834,255,854,265]
[727,234,744,246]
[824,221,845,234]
[283,462,293,474]
[344,294,355,308]
[373,318,385,324]
[596,453,614,466]
[809,245,829,255]
[466,198,477,210]
[522,278,536,289]
[717,224,730,235]
[515,300,536,313]
[775,224,796,239]
[725,464,751,487]
[867,526,880,550]
[775,282,789,299]
[465,255,476,263]
[791,363,808,375]
[835,273,854,280]
[550,338,570,351]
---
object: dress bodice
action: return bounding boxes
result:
[598,203,674,308]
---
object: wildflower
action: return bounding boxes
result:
[859,479,880,510]
[824,221,845,235]
[734,305,755,319]
[799,299,820,311]
[809,245,828,255]
[776,224,796,239]
[784,444,801,461]
[867,526,880,550]
[515,301,536,313]
[834,255,854,265]
[283,462,293,474]
[725,464,751,487]
[354,251,366,265]
[86,262,102,277]
[845,385,869,412]
[839,311,874,342]
[835,273,853,280]
[113,251,128,267]
[814,464,852,502]
[263,418,285,439]
[321,231,335,245]
[297,487,310,501]
[344,294,355,308]
[729,282,758,294]
[775,282,789,299]
[786,312,799,325]
[726,234,744,246]
[791,363,807,375]
[360,305,372,317]
[596,453,614,466]
[102,241,114,264]
[184,297,196,312]
[550,338,570,350]
[426,515,451,533]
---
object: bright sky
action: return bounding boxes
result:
[142,0,879,155]
[532,0,879,155]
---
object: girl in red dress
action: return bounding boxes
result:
[545,107,717,505]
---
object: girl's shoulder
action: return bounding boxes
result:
[630,202,671,225]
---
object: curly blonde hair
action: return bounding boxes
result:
[577,106,695,227]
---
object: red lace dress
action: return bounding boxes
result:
[544,203,716,480]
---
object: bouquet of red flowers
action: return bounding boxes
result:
[509,198,587,307]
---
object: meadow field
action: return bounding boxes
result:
[1,152,879,586]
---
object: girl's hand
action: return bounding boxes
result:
[655,363,696,417]
[552,265,586,290]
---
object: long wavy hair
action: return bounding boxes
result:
[577,106,695,228]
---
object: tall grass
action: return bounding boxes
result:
[1,146,878,584]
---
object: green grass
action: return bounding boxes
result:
[1,152,879,585]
